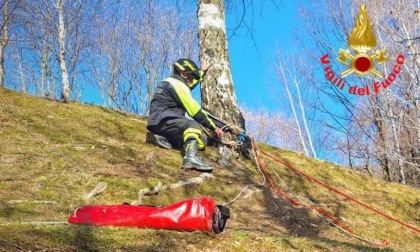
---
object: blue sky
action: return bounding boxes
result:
[226,1,298,111]
[77,1,299,113]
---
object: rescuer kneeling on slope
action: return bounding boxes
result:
[147,58,224,171]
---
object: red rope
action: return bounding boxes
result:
[254,148,355,234]
[259,148,420,234]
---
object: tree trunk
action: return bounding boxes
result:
[0,0,9,87]
[197,0,244,129]
[278,62,309,156]
[56,0,70,103]
[365,145,373,176]
[0,44,5,88]
[371,101,393,181]
[293,71,317,158]
[389,107,406,184]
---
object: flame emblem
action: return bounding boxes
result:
[337,4,388,78]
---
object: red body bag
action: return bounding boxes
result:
[68,196,229,234]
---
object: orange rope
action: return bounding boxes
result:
[253,146,354,234]
[252,145,390,246]
[258,148,420,234]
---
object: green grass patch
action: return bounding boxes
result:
[1,87,420,251]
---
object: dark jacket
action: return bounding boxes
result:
[147,74,216,130]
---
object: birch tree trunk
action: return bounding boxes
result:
[197,0,244,129]
[56,0,70,103]
[293,71,317,158]
[278,62,309,156]
[0,0,9,87]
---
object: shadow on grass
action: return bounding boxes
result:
[259,152,391,251]
[71,225,184,252]
[73,225,98,252]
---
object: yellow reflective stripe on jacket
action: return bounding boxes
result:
[201,109,216,129]
[165,77,201,117]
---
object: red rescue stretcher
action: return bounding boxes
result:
[68,196,230,234]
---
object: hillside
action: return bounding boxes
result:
[0,86,419,251]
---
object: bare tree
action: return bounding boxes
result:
[54,0,70,102]
[5,0,95,99]
[274,52,317,157]
[198,0,244,128]
[0,0,19,87]
[291,0,420,185]
[86,0,198,115]
[242,106,309,154]
[0,0,9,87]
[22,0,57,97]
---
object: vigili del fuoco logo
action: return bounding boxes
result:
[320,3,404,96]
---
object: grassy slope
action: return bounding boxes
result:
[0,87,419,251]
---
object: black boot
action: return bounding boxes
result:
[182,140,213,171]
[146,132,172,149]
[154,134,172,149]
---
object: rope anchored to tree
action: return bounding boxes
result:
[206,113,419,247]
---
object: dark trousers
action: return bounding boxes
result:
[149,118,208,149]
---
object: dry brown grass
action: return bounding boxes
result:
[0,87,419,251]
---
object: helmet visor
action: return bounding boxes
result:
[185,70,201,89]
[189,70,201,80]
